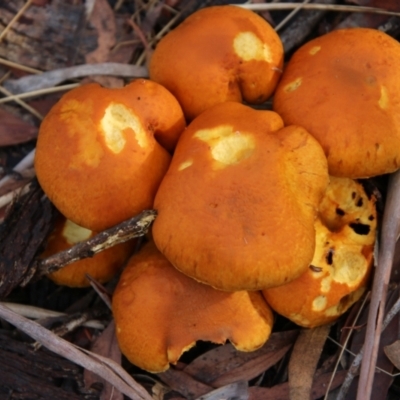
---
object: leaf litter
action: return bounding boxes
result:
[1,1,400,399]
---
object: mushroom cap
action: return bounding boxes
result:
[35,79,185,231]
[273,28,400,178]
[149,5,283,120]
[263,177,377,328]
[42,217,134,287]
[152,102,329,291]
[112,241,273,373]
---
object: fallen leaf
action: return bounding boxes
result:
[288,324,332,400]
[0,108,37,146]
[184,330,298,387]
[195,381,248,400]
[84,321,123,400]
[248,369,348,400]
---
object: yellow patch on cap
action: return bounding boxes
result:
[233,31,272,63]
[178,159,193,171]
[101,103,148,153]
[194,125,255,167]
[284,77,302,93]
[378,85,389,110]
[312,295,327,311]
[62,219,92,245]
[309,46,321,55]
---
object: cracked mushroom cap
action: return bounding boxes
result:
[273,28,400,178]
[41,216,135,287]
[112,241,273,373]
[35,79,185,231]
[263,177,377,328]
[152,102,329,291]
[149,5,284,120]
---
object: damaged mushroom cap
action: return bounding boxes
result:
[149,5,284,120]
[273,28,400,178]
[35,79,186,231]
[42,216,135,288]
[152,102,329,291]
[263,177,377,328]
[112,241,274,373]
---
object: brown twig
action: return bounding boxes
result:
[31,209,157,279]
[356,170,400,399]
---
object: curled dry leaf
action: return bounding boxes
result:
[288,324,332,400]
[84,321,123,400]
[184,330,298,387]
[0,107,38,146]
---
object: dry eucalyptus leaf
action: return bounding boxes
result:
[0,108,38,146]
[288,324,332,400]
[194,380,248,400]
[0,304,152,400]
[84,321,123,400]
[184,330,298,386]
[158,368,213,400]
[248,369,348,400]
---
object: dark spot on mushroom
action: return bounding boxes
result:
[352,192,356,199]
[261,232,265,236]
[375,143,380,151]
[210,203,218,208]
[356,198,363,207]
[368,215,375,221]
[310,265,323,272]
[326,248,334,265]
[336,208,345,216]
[349,222,370,235]
[137,97,141,100]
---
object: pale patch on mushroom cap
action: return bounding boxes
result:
[153,102,329,291]
[274,28,400,178]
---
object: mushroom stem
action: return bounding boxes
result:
[357,169,400,399]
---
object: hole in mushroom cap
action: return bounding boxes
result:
[349,222,371,235]
[194,125,255,167]
[62,219,92,245]
[101,103,148,153]
[233,31,272,62]
[284,77,302,92]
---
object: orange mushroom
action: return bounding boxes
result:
[152,101,329,291]
[263,177,377,328]
[41,216,135,287]
[112,241,274,373]
[35,79,186,231]
[149,5,284,120]
[273,28,400,178]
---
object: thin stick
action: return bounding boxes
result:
[34,210,157,277]
[0,83,79,104]
[274,0,312,32]
[356,170,400,399]
[0,57,41,74]
[0,0,33,42]
[238,3,400,17]
[0,85,43,120]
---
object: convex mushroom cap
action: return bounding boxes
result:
[35,79,186,231]
[112,241,273,373]
[152,102,329,291]
[273,28,400,178]
[42,216,135,287]
[149,5,284,120]
[263,177,377,328]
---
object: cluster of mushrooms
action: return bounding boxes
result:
[34,5,400,373]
